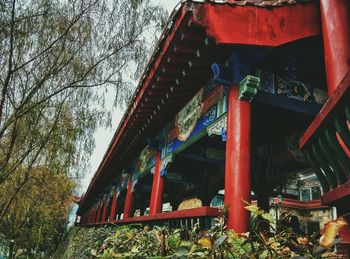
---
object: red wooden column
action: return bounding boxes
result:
[87,211,91,224]
[91,209,95,223]
[320,0,350,96]
[224,85,251,232]
[92,207,97,223]
[109,191,118,221]
[89,209,95,223]
[99,203,104,222]
[123,174,134,219]
[101,196,108,223]
[320,0,350,246]
[96,204,102,223]
[149,151,164,215]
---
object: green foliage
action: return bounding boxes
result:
[0,0,167,192]
[0,166,75,256]
[0,0,167,254]
[58,206,343,258]
[57,226,115,259]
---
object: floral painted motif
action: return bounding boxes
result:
[176,89,203,141]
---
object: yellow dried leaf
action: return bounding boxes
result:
[319,217,348,248]
[282,246,291,255]
[297,236,308,246]
[321,251,339,258]
[198,237,212,249]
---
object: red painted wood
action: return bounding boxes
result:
[225,86,251,232]
[80,1,322,214]
[339,220,350,245]
[279,198,328,210]
[93,207,98,223]
[85,207,220,226]
[149,151,164,215]
[192,2,320,47]
[299,71,350,149]
[83,8,189,201]
[336,132,350,158]
[321,179,350,206]
[87,211,91,224]
[320,0,350,96]
[123,174,134,219]
[89,209,94,223]
[96,205,102,223]
[101,197,108,223]
[109,192,118,221]
[118,206,219,224]
[90,209,95,223]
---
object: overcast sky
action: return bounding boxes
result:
[79,0,179,195]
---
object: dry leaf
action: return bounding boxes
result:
[297,236,308,246]
[198,237,212,249]
[319,217,348,248]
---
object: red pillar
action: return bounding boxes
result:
[92,207,97,223]
[123,174,134,219]
[320,0,350,96]
[320,0,350,246]
[87,211,91,223]
[224,85,251,232]
[91,210,95,223]
[109,191,118,221]
[99,204,104,222]
[96,204,102,223]
[88,209,94,224]
[149,151,164,215]
[101,196,108,223]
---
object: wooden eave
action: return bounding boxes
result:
[79,0,321,213]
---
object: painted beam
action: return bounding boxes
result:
[192,2,320,47]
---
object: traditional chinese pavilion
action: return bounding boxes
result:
[77,0,350,248]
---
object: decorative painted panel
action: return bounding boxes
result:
[254,70,327,105]
[134,146,156,176]
[161,83,227,159]
[207,114,227,141]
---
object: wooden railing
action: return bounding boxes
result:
[300,71,350,203]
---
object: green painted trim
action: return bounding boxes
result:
[173,127,208,155]
[312,143,337,188]
[325,127,350,177]
[306,150,330,192]
[335,116,350,150]
[207,114,227,138]
[345,105,350,121]
[318,135,347,184]
[168,113,228,157]
[239,75,260,102]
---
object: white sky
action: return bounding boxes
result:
[79,0,179,195]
